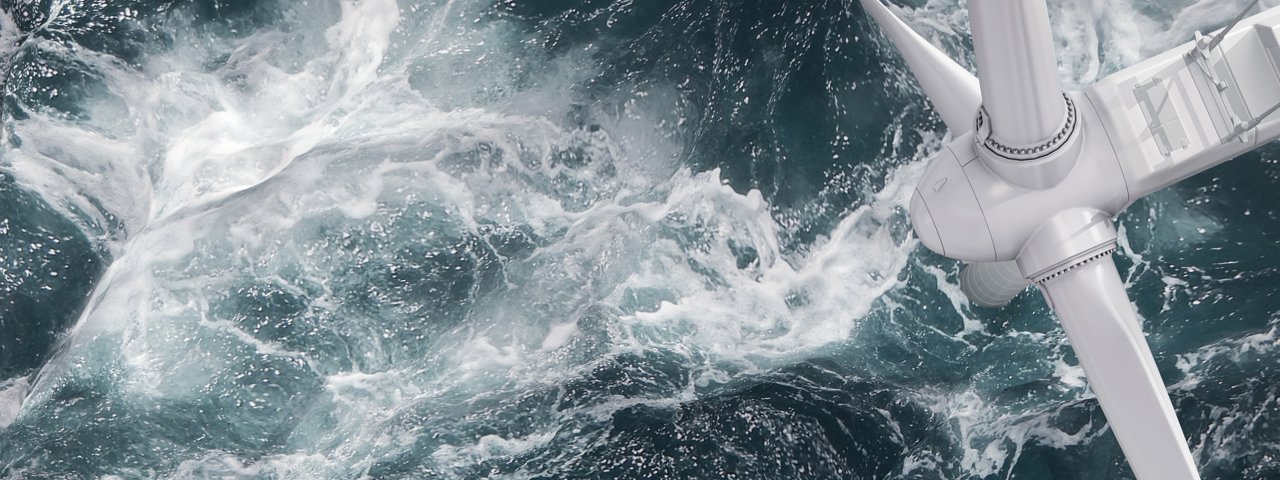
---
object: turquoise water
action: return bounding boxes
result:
[1,0,1279,478]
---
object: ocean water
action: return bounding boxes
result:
[1,0,1279,478]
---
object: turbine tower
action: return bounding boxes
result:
[863,0,1280,478]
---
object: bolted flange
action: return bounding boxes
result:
[974,92,1084,190]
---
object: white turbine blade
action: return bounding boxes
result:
[1086,5,1280,202]
[1039,254,1200,480]
[860,0,981,134]
[959,260,1030,308]
[968,0,1066,146]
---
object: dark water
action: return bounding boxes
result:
[0,0,1278,478]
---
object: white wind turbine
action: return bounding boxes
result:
[862,0,1280,478]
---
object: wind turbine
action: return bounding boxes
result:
[862,0,1280,478]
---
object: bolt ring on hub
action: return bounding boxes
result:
[975,93,1077,161]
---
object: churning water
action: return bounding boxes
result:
[1,0,1280,478]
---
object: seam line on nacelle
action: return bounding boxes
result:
[1082,91,1134,209]
[949,143,999,262]
[914,188,946,255]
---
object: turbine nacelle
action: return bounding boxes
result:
[909,91,1126,281]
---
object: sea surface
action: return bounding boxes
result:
[1,0,1279,478]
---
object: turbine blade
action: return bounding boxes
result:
[967,0,1066,146]
[1039,253,1200,480]
[861,0,980,134]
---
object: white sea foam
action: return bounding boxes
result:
[0,376,29,429]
